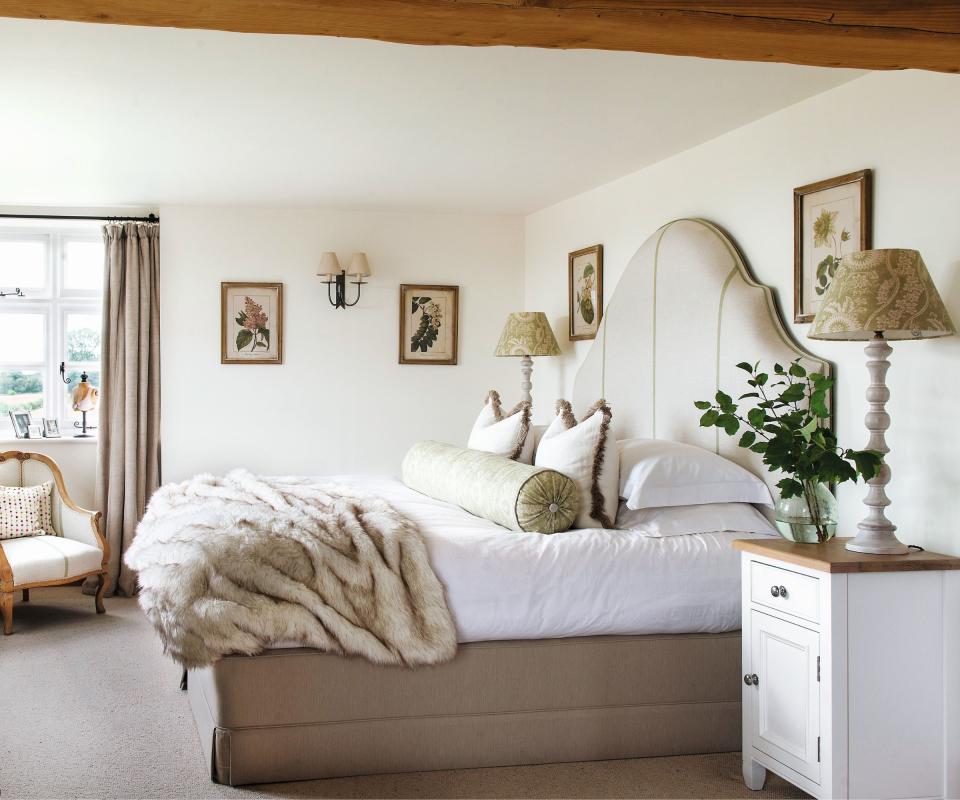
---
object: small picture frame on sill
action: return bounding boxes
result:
[568,244,603,341]
[26,424,43,439]
[793,169,872,323]
[9,411,31,439]
[43,419,61,438]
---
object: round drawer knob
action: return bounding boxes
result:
[743,674,759,686]
[770,585,780,597]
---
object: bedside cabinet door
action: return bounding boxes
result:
[747,611,820,783]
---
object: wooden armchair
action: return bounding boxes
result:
[0,451,109,634]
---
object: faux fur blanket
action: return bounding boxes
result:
[125,470,457,669]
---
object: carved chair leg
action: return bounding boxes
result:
[22,588,29,602]
[2,591,12,635]
[95,573,107,614]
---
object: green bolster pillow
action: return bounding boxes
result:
[401,440,579,534]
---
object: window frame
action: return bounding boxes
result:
[0,224,103,434]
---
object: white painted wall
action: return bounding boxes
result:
[524,70,960,558]
[160,205,523,482]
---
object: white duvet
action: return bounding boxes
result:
[323,475,772,643]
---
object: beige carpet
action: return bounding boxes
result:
[1,587,807,800]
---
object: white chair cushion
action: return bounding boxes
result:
[1,535,102,585]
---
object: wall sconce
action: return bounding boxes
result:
[319,252,372,309]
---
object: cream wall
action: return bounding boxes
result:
[524,69,960,559]
[160,205,523,482]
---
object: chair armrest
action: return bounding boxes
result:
[60,505,104,552]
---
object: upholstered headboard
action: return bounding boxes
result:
[572,218,831,496]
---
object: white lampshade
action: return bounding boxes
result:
[317,251,341,280]
[347,252,372,277]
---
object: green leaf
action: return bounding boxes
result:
[694,400,713,410]
[747,408,765,428]
[777,478,804,499]
[849,450,883,481]
[738,392,759,400]
[718,414,740,435]
[789,362,807,378]
[699,410,720,428]
[800,417,818,441]
[259,327,270,348]
[235,329,254,351]
[749,442,768,454]
[773,363,785,375]
[755,373,768,386]
[780,383,806,404]
[736,362,753,373]
[739,431,756,448]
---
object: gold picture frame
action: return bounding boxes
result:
[568,244,603,341]
[398,284,459,365]
[221,282,283,364]
[793,169,872,323]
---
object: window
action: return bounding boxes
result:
[0,222,103,435]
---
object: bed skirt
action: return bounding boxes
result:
[187,631,742,786]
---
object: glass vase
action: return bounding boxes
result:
[774,481,837,544]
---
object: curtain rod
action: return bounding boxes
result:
[0,212,159,223]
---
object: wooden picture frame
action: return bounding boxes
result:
[221,282,283,364]
[793,169,872,323]
[568,244,603,341]
[399,284,459,365]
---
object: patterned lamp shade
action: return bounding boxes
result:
[495,312,561,357]
[809,249,956,341]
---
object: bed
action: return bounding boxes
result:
[187,218,831,785]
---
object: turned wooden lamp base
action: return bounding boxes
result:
[846,334,909,556]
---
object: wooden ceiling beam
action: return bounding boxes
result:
[3,1,958,73]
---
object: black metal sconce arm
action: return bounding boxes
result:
[324,270,367,309]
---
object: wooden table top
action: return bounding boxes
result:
[733,536,960,574]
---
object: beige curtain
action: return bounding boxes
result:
[96,222,161,596]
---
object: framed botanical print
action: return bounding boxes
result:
[399,284,458,365]
[221,282,283,364]
[793,169,872,323]
[568,244,603,340]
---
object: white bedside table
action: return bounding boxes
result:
[733,537,960,800]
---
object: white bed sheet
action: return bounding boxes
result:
[316,475,773,644]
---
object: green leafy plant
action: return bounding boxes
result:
[410,296,443,353]
[694,359,883,542]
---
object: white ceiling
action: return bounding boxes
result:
[0,19,862,214]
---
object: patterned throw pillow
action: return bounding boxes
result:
[0,482,55,540]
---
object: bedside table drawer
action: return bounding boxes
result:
[750,561,819,623]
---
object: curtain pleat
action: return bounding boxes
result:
[96,222,160,596]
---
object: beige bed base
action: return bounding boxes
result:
[187,631,742,786]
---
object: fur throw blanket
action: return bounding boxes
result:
[125,470,457,669]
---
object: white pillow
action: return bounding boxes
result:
[535,399,618,529]
[616,501,778,538]
[619,438,772,510]
[0,481,54,540]
[467,390,533,463]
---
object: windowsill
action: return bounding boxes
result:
[0,436,97,445]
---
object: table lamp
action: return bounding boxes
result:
[495,312,561,404]
[809,249,955,554]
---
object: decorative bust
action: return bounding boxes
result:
[72,372,99,413]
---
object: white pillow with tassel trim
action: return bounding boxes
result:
[535,399,618,529]
[467,390,534,463]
